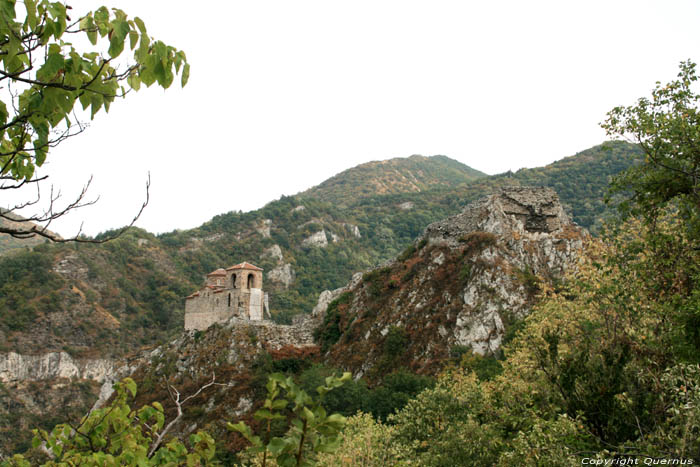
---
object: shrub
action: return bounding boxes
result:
[459,231,497,256]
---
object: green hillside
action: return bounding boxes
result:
[299,154,488,207]
[0,142,641,358]
[0,141,642,455]
[0,214,53,256]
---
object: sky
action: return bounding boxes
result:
[6,0,700,237]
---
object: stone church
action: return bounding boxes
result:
[184,262,270,331]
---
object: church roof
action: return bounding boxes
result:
[226,262,263,271]
[207,268,227,276]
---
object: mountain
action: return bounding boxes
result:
[316,187,587,379]
[31,186,586,458]
[299,154,487,207]
[0,142,641,358]
[0,141,640,454]
[0,212,57,255]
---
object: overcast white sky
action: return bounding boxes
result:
[7,1,700,236]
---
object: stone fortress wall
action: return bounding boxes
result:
[184,262,269,331]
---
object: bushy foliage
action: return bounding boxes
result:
[603,60,700,240]
[0,249,64,331]
[3,379,216,466]
[298,364,434,424]
[229,372,350,466]
[316,412,409,466]
[321,215,700,464]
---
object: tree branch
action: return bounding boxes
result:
[0,173,151,243]
[148,374,223,458]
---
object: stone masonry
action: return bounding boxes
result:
[184,262,270,331]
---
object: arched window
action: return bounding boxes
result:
[247,273,255,289]
[232,274,237,289]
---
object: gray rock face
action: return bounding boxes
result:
[302,230,328,248]
[312,272,363,318]
[323,187,588,376]
[257,219,272,238]
[263,244,284,262]
[423,187,587,354]
[425,186,571,246]
[343,223,361,239]
[499,186,567,233]
[268,263,295,289]
[0,352,115,383]
[52,255,88,281]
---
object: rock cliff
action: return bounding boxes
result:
[0,351,124,455]
[0,352,115,383]
[315,187,588,378]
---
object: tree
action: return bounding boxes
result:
[2,378,217,466]
[602,59,700,357]
[0,0,189,242]
[601,60,700,239]
[229,372,350,467]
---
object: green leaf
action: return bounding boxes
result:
[181,62,190,87]
[316,436,342,453]
[0,0,16,22]
[0,100,7,125]
[24,0,37,29]
[108,34,125,58]
[129,30,138,50]
[153,60,166,87]
[127,72,141,91]
[267,437,288,455]
[86,28,97,45]
[5,29,21,64]
[133,16,147,34]
[140,67,155,87]
[253,409,273,420]
[302,406,315,422]
[272,398,288,409]
[124,378,137,397]
[94,6,109,25]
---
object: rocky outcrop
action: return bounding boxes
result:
[256,219,272,238]
[52,255,88,281]
[114,314,320,447]
[318,187,588,378]
[343,223,361,239]
[263,245,295,288]
[268,263,295,289]
[312,272,363,318]
[424,186,585,278]
[0,352,115,383]
[263,244,284,262]
[302,230,328,248]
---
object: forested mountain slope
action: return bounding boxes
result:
[0,141,640,454]
[0,141,640,357]
[299,154,487,207]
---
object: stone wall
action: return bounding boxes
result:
[184,309,234,331]
[185,288,266,330]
